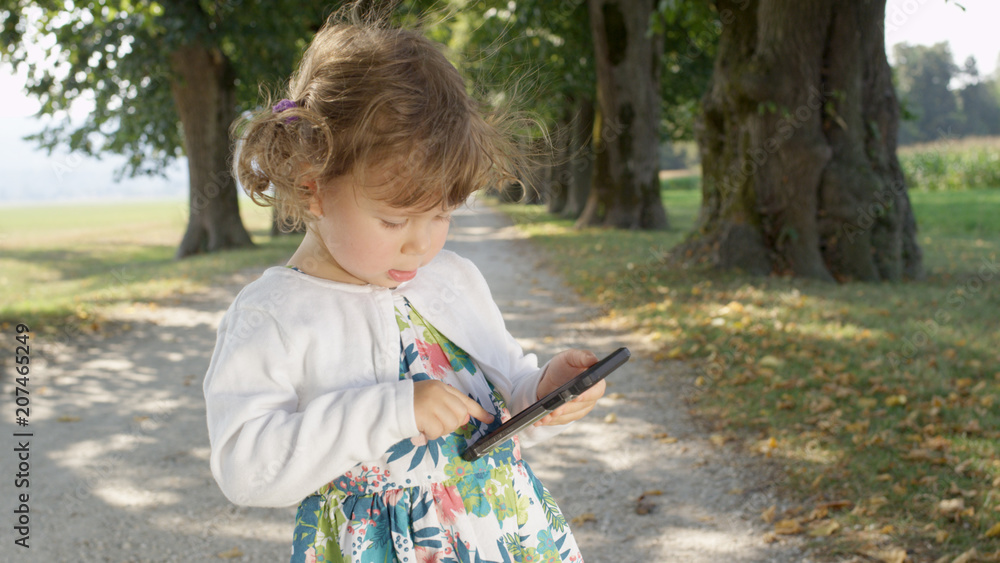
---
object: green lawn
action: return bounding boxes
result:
[0,199,302,335]
[498,185,999,561]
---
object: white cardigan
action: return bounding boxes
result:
[203,250,563,508]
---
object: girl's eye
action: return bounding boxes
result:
[380,219,405,229]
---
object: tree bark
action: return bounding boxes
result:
[578,0,668,230]
[686,0,922,281]
[171,44,253,258]
[562,97,595,219]
[547,105,573,215]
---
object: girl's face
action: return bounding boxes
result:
[307,172,454,289]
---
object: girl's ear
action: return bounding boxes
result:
[304,179,323,218]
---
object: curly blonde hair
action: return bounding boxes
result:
[232,14,523,231]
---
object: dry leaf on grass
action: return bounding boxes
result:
[860,547,908,563]
[985,522,1000,538]
[952,547,978,563]
[937,498,965,517]
[773,519,802,535]
[807,519,840,537]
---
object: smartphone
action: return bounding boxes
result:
[461,347,630,462]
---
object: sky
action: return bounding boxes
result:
[884,0,1000,75]
[1,1,999,204]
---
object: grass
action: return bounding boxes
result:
[0,199,302,336]
[497,181,1000,561]
[899,136,1000,192]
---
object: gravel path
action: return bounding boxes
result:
[2,200,811,562]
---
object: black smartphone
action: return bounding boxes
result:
[461,347,630,462]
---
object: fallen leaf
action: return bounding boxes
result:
[570,513,596,526]
[868,496,890,512]
[710,434,727,446]
[866,547,907,563]
[807,519,840,537]
[761,505,777,524]
[984,522,1000,538]
[885,394,907,407]
[953,548,978,563]
[758,355,785,368]
[938,498,965,516]
[635,500,656,515]
[603,413,617,424]
[773,518,802,535]
[858,397,878,409]
[217,547,243,559]
[57,415,81,423]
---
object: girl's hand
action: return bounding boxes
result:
[413,380,494,440]
[534,349,605,427]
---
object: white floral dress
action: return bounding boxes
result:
[290,295,583,563]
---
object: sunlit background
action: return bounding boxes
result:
[0,0,997,205]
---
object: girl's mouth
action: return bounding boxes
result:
[388,269,417,282]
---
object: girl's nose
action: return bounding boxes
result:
[401,225,431,255]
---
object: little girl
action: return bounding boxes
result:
[204,15,605,563]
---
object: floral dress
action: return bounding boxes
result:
[290,295,583,563]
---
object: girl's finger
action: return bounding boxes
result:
[449,385,495,424]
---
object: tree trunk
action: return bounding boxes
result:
[547,105,573,215]
[562,96,595,220]
[578,0,668,230]
[686,0,923,281]
[171,44,253,258]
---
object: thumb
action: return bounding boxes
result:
[569,349,599,368]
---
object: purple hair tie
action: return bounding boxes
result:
[272,99,299,122]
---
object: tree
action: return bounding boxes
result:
[684,0,922,281]
[956,57,1000,137]
[893,42,962,143]
[437,1,597,217]
[0,1,334,257]
[579,0,667,229]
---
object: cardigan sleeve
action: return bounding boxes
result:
[203,306,419,508]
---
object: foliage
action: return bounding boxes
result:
[892,42,1000,144]
[899,136,1000,192]
[435,0,714,142]
[0,0,337,177]
[498,179,1000,560]
[893,42,963,144]
[652,0,716,141]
